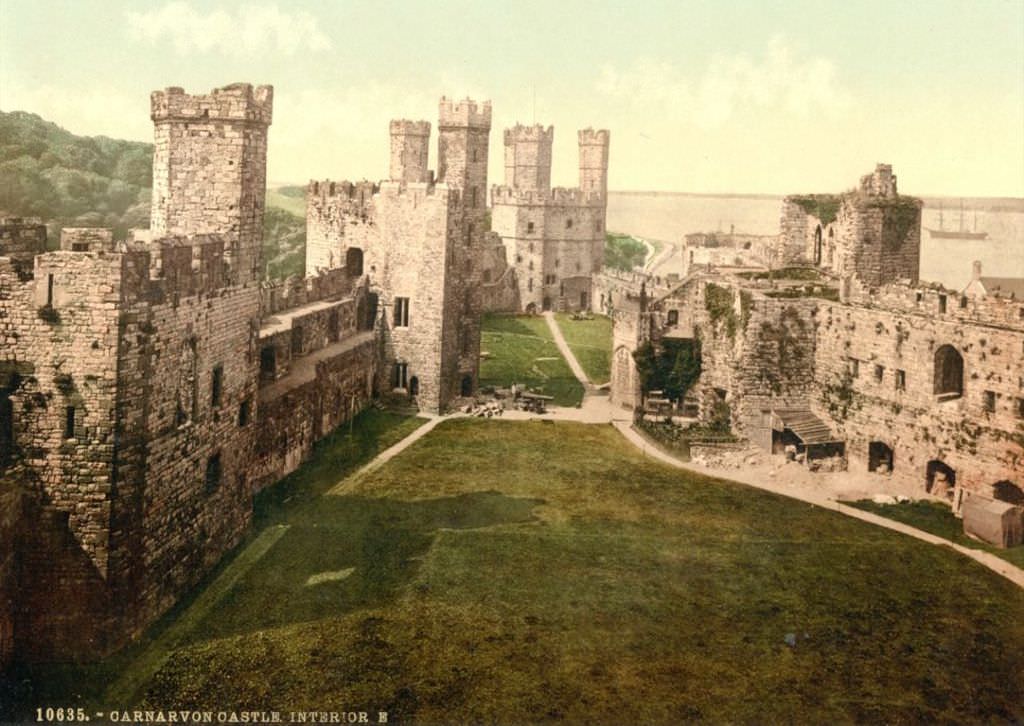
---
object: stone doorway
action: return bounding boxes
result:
[868,441,894,473]
[461,375,473,397]
[926,460,956,499]
[409,376,419,397]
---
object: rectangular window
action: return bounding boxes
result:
[211,364,223,408]
[874,364,884,383]
[983,390,996,413]
[848,358,860,378]
[895,369,906,391]
[1016,397,1024,419]
[71,243,89,252]
[527,222,535,233]
[238,399,251,427]
[205,453,222,492]
[393,362,408,389]
[64,406,76,439]
[938,294,947,314]
[394,297,410,327]
[959,295,968,309]
[46,273,54,306]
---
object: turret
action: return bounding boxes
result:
[389,120,431,183]
[437,97,492,218]
[503,124,553,192]
[578,128,610,197]
[150,83,273,285]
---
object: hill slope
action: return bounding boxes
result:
[0,110,305,278]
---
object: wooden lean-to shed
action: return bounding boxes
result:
[962,496,1024,548]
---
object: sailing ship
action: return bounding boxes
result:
[927,199,989,240]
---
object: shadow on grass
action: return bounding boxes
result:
[189,490,544,643]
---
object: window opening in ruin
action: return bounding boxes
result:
[915,291,923,304]
[461,375,473,397]
[873,364,884,384]
[394,297,410,327]
[933,344,963,400]
[393,362,408,390]
[993,480,1024,506]
[938,294,947,314]
[409,376,419,396]
[959,295,968,309]
[527,279,533,292]
[895,369,906,391]
[529,242,534,253]
[71,243,89,252]
[291,326,303,356]
[64,406,76,439]
[847,358,860,378]
[814,225,823,265]
[260,346,276,380]
[868,441,894,473]
[667,310,679,326]
[0,393,12,467]
[328,309,340,343]
[346,247,364,276]
[205,453,223,493]
[1017,397,1024,419]
[566,219,573,229]
[527,222,534,233]
[983,390,996,413]
[211,365,223,408]
[238,399,251,427]
[925,460,956,499]
[46,273,54,306]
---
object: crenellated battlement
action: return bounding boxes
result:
[847,279,1024,331]
[150,83,274,125]
[490,184,604,207]
[438,97,492,129]
[389,119,431,137]
[259,266,357,318]
[307,179,380,204]
[578,128,610,146]
[0,217,47,279]
[504,124,554,145]
[858,163,897,197]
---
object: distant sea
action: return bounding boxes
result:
[607,191,1024,291]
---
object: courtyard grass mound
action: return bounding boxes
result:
[848,499,1024,569]
[553,313,612,385]
[141,420,1024,724]
[480,314,584,406]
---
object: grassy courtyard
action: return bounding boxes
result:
[553,313,612,385]
[122,419,1024,723]
[479,314,584,406]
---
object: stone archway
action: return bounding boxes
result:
[933,344,963,400]
[868,441,894,473]
[926,460,956,499]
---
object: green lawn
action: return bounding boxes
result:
[553,313,612,384]
[847,499,1024,569]
[480,314,584,406]
[133,420,1023,723]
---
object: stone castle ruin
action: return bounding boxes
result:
[611,164,1024,512]
[0,83,502,667]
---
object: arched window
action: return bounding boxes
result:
[814,224,823,265]
[346,247,364,277]
[933,344,963,400]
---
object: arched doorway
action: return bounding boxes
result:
[460,375,473,397]
[525,302,537,315]
[868,441,894,473]
[926,460,956,498]
[409,376,419,397]
[542,297,552,312]
[933,344,963,400]
[346,247,364,276]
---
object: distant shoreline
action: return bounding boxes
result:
[608,189,1024,212]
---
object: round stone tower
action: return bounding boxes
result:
[503,124,553,192]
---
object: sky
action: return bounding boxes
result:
[1,0,1022,197]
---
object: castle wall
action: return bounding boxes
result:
[304,181,378,275]
[0,218,47,279]
[814,294,1024,498]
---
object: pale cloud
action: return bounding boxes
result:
[597,36,852,129]
[125,2,331,57]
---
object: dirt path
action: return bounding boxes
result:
[328,414,442,494]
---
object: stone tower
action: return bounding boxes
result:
[150,83,274,284]
[389,120,431,183]
[578,128,610,197]
[503,124,553,192]
[437,97,492,221]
